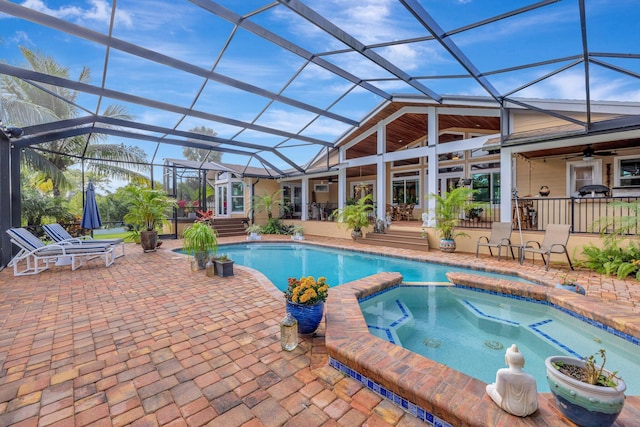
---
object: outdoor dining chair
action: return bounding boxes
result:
[6,227,115,276]
[520,224,574,271]
[43,223,125,258]
[475,222,515,261]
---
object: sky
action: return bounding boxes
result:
[1,0,640,179]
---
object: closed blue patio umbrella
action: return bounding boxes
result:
[81,182,102,236]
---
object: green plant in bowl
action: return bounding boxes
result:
[182,221,218,269]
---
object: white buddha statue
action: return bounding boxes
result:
[421,212,429,227]
[486,344,538,417]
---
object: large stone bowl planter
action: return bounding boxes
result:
[545,356,626,427]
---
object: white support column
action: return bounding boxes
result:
[426,107,438,226]
[301,177,309,221]
[500,146,513,223]
[338,167,347,211]
[376,122,386,220]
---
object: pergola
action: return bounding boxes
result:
[2,0,640,266]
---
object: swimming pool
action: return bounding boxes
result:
[360,285,640,395]
[211,243,536,290]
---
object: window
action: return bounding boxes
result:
[472,173,501,203]
[231,182,244,213]
[471,162,500,203]
[392,171,420,205]
[438,151,465,161]
[350,181,375,201]
[567,160,602,196]
[392,158,420,167]
[616,156,640,187]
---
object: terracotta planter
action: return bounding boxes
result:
[545,356,626,427]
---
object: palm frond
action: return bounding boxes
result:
[0,97,60,126]
[102,104,132,121]
[87,163,150,184]
[21,148,70,190]
[85,144,148,168]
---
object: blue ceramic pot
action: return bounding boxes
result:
[546,356,626,427]
[286,300,324,335]
[555,283,586,295]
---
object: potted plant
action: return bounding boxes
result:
[284,276,329,335]
[182,218,218,270]
[123,186,177,252]
[427,187,486,252]
[246,224,263,241]
[554,273,586,294]
[331,194,374,240]
[214,253,234,277]
[465,206,484,222]
[545,349,625,427]
[252,190,284,233]
[291,225,304,241]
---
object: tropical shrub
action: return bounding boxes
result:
[427,187,487,240]
[581,240,640,280]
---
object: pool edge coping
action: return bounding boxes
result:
[325,272,640,427]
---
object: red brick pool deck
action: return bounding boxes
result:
[0,235,638,426]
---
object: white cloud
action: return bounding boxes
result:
[256,108,317,134]
[510,70,640,102]
[20,0,133,28]
[11,30,33,46]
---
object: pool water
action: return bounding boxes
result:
[212,243,535,290]
[360,286,640,394]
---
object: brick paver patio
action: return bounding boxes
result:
[1,235,638,426]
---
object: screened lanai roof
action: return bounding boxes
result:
[1,0,640,178]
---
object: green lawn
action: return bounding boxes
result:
[93,231,132,241]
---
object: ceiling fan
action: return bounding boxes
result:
[320,176,337,185]
[571,145,617,161]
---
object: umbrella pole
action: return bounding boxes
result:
[513,188,523,261]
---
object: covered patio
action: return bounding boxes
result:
[1,235,639,426]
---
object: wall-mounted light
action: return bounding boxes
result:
[0,121,24,139]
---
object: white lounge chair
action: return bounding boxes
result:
[6,227,115,276]
[520,224,574,271]
[475,222,515,261]
[43,223,125,258]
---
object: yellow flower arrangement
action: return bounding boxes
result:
[284,276,329,305]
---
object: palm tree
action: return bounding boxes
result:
[183,125,222,163]
[0,46,149,195]
[252,189,287,221]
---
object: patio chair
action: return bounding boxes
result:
[398,203,415,221]
[43,223,125,258]
[6,227,115,276]
[475,222,515,261]
[520,224,574,271]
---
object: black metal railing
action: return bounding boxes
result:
[460,196,640,235]
[289,197,639,236]
[302,202,381,222]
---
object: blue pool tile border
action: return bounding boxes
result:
[461,299,520,326]
[358,284,640,348]
[529,319,582,358]
[329,357,452,427]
